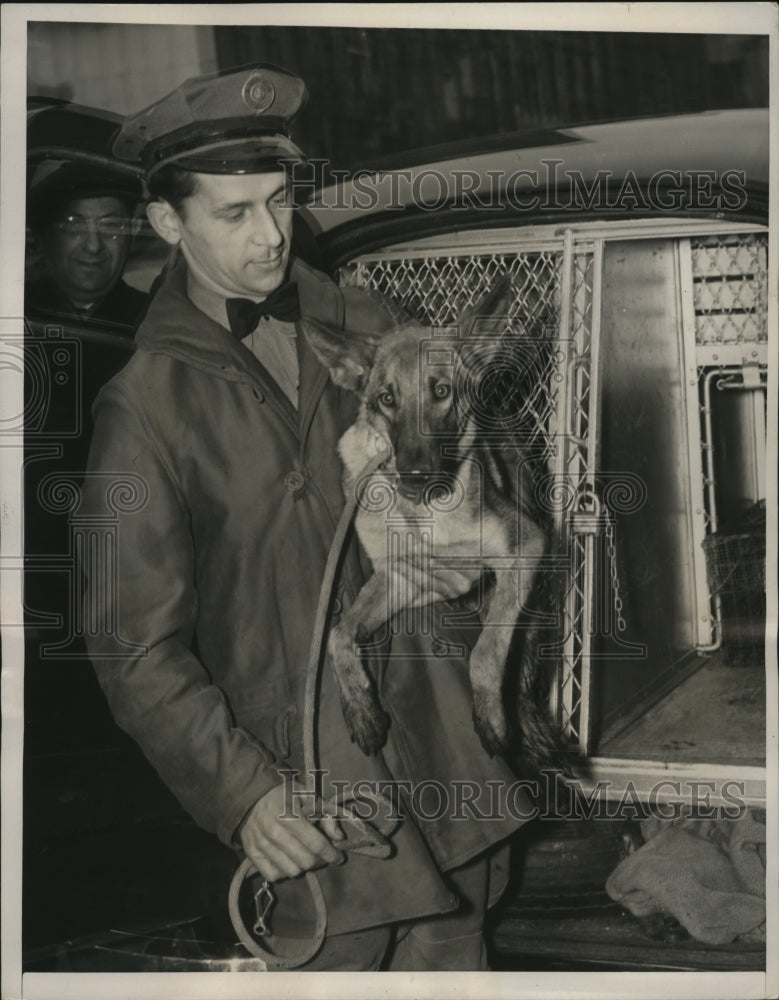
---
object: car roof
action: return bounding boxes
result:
[305,108,769,257]
[27,101,768,264]
[27,99,144,182]
[340,108,770,179]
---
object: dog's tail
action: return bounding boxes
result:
[516,626,570,773]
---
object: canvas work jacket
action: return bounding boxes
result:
[82,256,531,934]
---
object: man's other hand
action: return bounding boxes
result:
[239,783,345,882]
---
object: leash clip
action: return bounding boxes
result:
[252,880,275,937]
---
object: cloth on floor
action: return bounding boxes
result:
[605,809,766,945]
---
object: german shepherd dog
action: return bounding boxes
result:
[301,281,561,765]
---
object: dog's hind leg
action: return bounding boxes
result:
[328,571,394,756]
[468,572,518,757]
[473,525,545,756]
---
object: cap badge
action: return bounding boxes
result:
[242,72,276,114]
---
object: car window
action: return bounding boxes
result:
[24,215,165,335]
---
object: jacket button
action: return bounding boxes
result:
[284,470,306,495]
[252,387,265,403]
[332,596,343,616]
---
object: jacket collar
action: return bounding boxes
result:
[136,257,248,371]
[185,271,234,333]
[136,255,335,440]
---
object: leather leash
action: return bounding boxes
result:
[228,448,396,969]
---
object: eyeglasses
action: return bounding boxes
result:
[52,215,135,240]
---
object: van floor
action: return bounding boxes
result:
[598,652,766,765]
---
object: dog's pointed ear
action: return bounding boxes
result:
[456,276,516,340]
[300,317,378,392]
[455,277,517,376]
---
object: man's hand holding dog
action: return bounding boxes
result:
[239,783,346,882]
[424,567,482,605]
[395,562,482,609]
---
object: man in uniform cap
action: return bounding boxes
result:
[26,162,148,331]
[82,64,532,970]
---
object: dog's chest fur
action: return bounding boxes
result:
[338,422,512,575]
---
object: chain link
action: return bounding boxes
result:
[603,504,627,633]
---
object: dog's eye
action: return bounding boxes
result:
[378,390,395,408]
[433,382,451,400]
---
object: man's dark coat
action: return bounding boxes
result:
[83,256,529,934]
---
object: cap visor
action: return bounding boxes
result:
[150,135,306,176]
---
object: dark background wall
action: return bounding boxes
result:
[213,29,769,168]
[27,25,769,170]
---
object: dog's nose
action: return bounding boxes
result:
[396,470,430,502]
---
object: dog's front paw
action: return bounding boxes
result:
[329,629,390,756]
[341,692,391,756]
[472,688,508,758]
[468,639,510,757]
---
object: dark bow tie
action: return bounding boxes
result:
[226,282,301,338]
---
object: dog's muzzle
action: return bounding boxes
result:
[394,470,455,504]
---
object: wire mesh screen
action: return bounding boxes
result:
[340,251,562,464]
[340,242,597,751]
[341,251,558,327]
[691,234,768,345]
